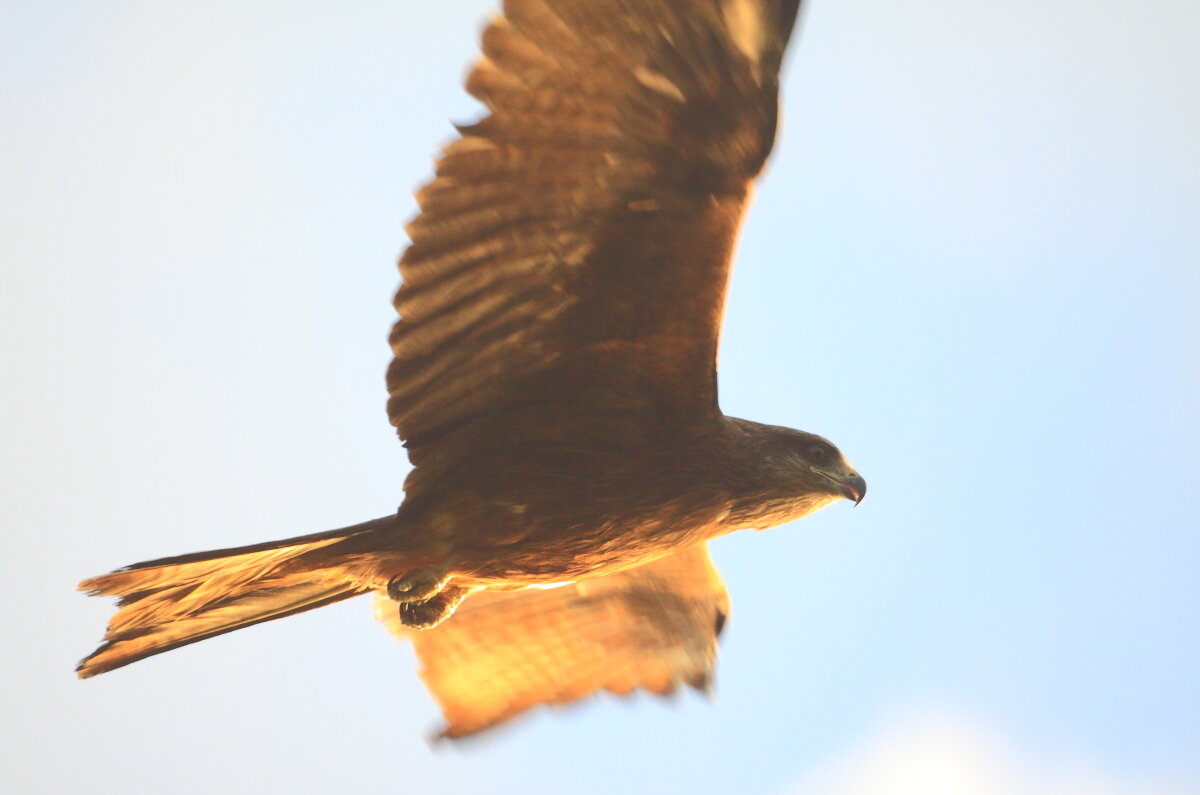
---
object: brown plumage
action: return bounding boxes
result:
[377,544,730,739]
[78,0,866,736]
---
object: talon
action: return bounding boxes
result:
[397,585,469,629]
[386,569,448,603]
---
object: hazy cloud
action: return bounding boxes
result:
[789,709,1194,795]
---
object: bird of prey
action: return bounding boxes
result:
[77,0,865,737]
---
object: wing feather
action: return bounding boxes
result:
[376,544,730,739]
[389,0,802,480]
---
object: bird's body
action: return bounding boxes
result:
[78,0,866,736]
[357,416,851,590]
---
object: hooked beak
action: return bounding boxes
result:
[838,473,867,505]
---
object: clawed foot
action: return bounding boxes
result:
[385,568,468,629]
[397,585,469,630]
[386,569,448,603]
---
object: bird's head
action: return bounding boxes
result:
[774,430,866,506]
[727,420,866,528]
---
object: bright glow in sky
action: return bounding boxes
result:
[3,1,1198,793]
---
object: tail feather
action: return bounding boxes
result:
[77,517,391,678]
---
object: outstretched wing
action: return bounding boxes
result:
[375,544,730,739]
[389,0,802,477]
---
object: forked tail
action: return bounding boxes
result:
[76,516,393,678]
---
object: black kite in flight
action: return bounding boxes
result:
[78,0,865,738]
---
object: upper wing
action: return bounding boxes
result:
[375,543,730,739]
[389,0,802,473]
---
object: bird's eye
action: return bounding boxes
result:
[802,443,831,465]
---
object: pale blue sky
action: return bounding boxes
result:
[4,1,1198,793]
